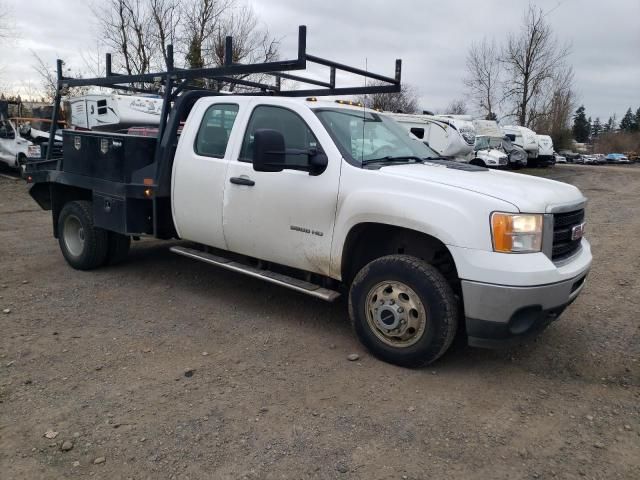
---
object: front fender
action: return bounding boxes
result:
[329,169,516,279]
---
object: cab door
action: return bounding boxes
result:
[171,100,243,249]
[222,101,341,276]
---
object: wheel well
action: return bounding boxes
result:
[470,158,485,167]
[341,223,460,292]
[50,185,92,238]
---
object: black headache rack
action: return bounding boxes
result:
[29,25,402,239]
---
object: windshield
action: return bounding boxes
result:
[314,108,439,165]
[475,135,501,150]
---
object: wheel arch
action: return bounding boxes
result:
[49,184,92,238]
[340,222,460,292]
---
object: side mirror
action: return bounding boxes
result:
[253,129,285,172]
[252,128,328,176]
[308,151,328,176]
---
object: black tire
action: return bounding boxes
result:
[17,153,26,171]
[57,200,109,270]
[470,158,486,167]
[348,255,459,367]
[104,232,131,266]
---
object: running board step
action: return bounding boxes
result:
[170,246,341,302]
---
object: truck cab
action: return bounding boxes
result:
[0,118,32,169]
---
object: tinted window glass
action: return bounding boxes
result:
[239,105,319,165]
[195,103,239,158]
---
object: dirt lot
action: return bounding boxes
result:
[1,164,639,479]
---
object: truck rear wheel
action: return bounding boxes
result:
[348,255,458,367]
[58,201,109,270]
[104,232,131,266]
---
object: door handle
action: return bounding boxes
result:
[229,176,255,186]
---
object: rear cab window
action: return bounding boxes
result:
[194,103,239,158]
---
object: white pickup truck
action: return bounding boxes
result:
[26,31,592,367]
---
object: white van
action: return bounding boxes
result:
[388,113,475,160]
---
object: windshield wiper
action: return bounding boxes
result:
[362,155,424,166]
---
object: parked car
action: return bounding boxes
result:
[592,154,606,164]
[559,150,581,163]
[553,152,567,163]
[606,153,630,164]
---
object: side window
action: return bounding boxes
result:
[194,103,239,158]
[239,105,319,165]
[97,99,108,116]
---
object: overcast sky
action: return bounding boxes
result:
[1,0,639,122]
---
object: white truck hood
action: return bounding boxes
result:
[380,162,585,213]
[476,148,508,164]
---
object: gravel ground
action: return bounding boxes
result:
[0,164,638,479]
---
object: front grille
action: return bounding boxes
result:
[552,209,585,261]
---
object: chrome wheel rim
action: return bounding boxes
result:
[63,215,85,257]
[365,281,427,347]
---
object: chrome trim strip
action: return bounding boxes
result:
[545,198,587,214]
[542,214,554,259]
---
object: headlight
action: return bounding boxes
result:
[491,213,543,253]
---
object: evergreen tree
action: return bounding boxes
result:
[591,117,602,138]
[633,107,640,132]
[572,105,590,142]
[619,108,635,132]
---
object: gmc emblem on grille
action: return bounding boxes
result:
[571,222,586,241]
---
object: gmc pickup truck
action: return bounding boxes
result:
[25,27,591,366]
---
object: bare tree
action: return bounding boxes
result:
[87,0,281,93]
[183,0,227,69]
[149,0,181,69]
[531,66,576,148]
[464,38,500,119]
[356,81,419,113]
[206,4,280,91]
[93,0,156,75]
[31,53,90,102]
[444,98,468,115]
[0,0,13,40]
[208,5,278,66]
[502,5,570,127]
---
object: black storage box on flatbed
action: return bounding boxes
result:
[62,130,156,183]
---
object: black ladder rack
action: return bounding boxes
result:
[46,25,402,159]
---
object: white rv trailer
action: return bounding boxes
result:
[502,125,539,162]
[536,134,555,166]
[387,113,475,160]
[65,94,163,131]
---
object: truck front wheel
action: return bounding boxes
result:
[58,201,109,270]
[348,255,458,367]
